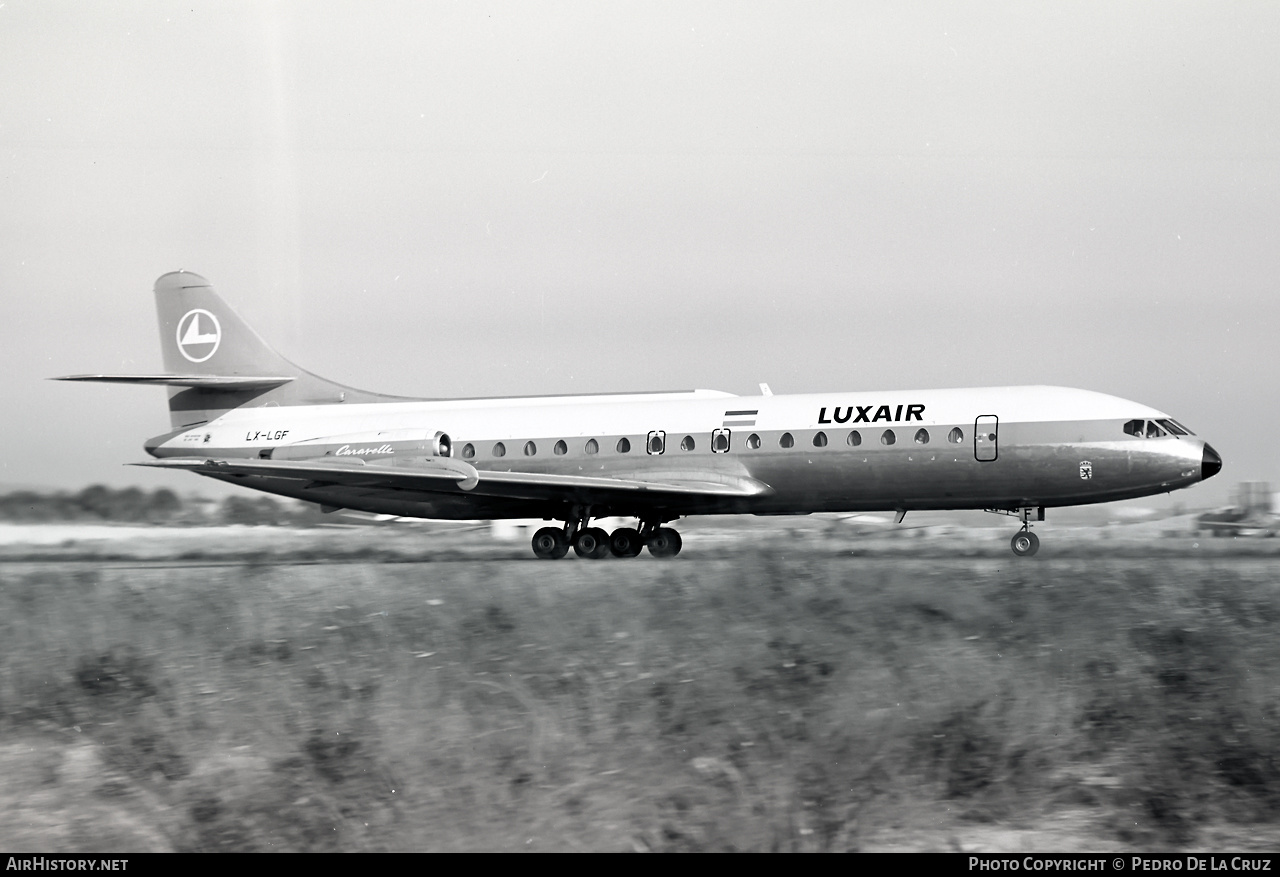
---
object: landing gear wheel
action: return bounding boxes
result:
[532,527,569,559]
[609,527,644,558]
[1010,531,1040,557]
[573,527,612,559]
[647,527,683,558]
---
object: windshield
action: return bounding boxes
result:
[1157,418,1194,436]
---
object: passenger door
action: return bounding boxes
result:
[974,415,998,462]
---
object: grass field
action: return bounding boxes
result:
[2,530,1280,851]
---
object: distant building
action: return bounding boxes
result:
[1198,481,1277,537]
[1234,481,1274,514]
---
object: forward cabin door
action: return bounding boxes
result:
[974,415,999,462]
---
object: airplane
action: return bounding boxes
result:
[57,271,1222,558]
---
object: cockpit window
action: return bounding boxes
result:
[1125,418,1175,438]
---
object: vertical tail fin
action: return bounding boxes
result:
[56,271,426,427]
[156,271,297,377]
[153,271,422,427]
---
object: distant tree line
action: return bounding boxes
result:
[0,485,329,526]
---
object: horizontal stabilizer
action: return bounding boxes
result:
[54,374,296,390]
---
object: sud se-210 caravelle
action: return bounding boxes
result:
[58,272,1222,558]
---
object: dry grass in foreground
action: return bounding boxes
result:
[2,550,1279,851]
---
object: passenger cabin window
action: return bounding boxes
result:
[712,429,730,453]
[780,432,794,449]
[847,430,862,447]
[616,437,631,453]
[813,431,827,448]
[585,438,599,454]
[553,440,568,455]
[746,433,761,450]
[524,441,537,456]
[680,435,695,451]
[914,428,930,445]
[461,443,475,459]
[647,431,666,455]
[948,427,963,444]
[493,442,506,457]
[881,429,896,446]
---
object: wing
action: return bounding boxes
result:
[133,457,772,504]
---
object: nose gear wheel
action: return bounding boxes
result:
[1010,530,1039,557]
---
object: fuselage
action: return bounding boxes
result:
[147,384,1218,521]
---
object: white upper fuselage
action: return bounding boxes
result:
[163,385,1164,447]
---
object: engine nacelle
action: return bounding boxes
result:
[274,429,452,461]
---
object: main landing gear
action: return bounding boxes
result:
[530,508,681,560]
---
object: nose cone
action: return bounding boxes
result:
[1202,443,1222,481]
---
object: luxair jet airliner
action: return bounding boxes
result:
[58,272,1222,558]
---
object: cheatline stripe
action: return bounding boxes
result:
[724,410,758,416]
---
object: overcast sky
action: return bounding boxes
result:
[2,1,1276,505]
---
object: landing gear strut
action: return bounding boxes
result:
[529,507,682,559]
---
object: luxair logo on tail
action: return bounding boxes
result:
[176,309,222,363]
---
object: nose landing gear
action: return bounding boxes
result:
[986,506,1045,557]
